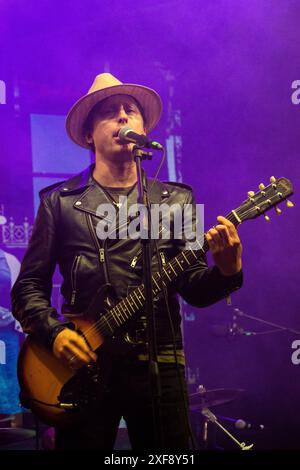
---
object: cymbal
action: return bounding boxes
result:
[189,387,245,411]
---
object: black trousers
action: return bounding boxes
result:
[55,356,191,450]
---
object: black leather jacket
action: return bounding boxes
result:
[11,164,243,350]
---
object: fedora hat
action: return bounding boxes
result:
[66,73,163,149]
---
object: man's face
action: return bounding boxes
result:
[87,94,146,159]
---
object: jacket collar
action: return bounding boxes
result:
[59,163,171,222]
[59,163,95,194]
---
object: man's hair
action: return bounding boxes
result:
[83,95,147,154]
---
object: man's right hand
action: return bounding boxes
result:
[53,329,97,370]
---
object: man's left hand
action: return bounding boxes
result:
[206,216,242,276]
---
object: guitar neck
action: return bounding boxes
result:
[97,210,239,336]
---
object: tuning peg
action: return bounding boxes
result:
[275,207,282,215]
[259,183,265,190]
[264,215,270,222]
[286,200,294,208]
[270,176,276,183]
[247,191,255,198]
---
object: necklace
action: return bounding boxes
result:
[101,184,136,209]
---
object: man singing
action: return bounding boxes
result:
[11,73,243,450]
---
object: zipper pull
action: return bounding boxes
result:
[70,290,76,305]
[99,248,105,263]
[130,256,138,268]
[160,252,166,266]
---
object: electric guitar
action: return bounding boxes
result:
[17,177,294,426]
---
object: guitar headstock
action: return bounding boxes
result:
[234,176,294,224]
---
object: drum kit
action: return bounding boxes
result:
[188,303,300,451]
[189,385,254,450]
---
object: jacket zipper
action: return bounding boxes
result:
[130,249,167,268]
[130,226,166,269]
[87,214,110,284]
[70,254,81,305]
[160,251,166,266]
[130,251,141,268]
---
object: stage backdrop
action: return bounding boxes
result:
[0,0,299,449]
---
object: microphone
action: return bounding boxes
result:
[210,323,256,337]
[219,415,265,431]
[235,419,265,432]
[210,309,257,337]
[118,127,163,150]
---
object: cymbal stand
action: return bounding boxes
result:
[201,407,254,450]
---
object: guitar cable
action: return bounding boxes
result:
[19,394,69,408]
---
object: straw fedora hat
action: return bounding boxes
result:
[66,73,163,149]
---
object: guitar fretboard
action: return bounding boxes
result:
[96,210,238,336]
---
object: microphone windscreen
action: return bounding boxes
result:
[118,126,132,141]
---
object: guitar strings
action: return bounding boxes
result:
[66,203,276,364]
[68,209,239,354]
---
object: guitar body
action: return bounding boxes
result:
[18,281,143,427]
[18,316,105,427]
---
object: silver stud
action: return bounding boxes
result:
[75,201,82,206]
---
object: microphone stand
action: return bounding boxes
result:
[201,407,254,450]
[232,307,300,336]
[133,145,163,449]
[196,385,253,450]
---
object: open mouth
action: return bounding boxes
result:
[113,128,124,138]
[113,128,130,145]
